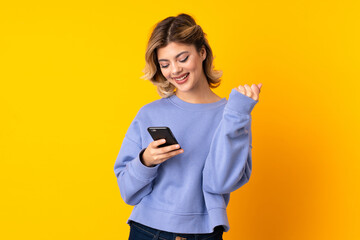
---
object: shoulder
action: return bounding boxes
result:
[138,96,172,114]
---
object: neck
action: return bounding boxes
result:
[175,74,221,104]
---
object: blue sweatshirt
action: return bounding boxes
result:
[114,88,258,234]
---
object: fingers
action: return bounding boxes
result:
[157,143,182,154]
[237,85,246,95]
[150,139,183,161]
[236,83,262,101]
[244,84,253,98]
[144,139,184,166]
[153,139,166,148]
[152,139,181,152]
[155,148,184,165]
[251,84,260,101]
[158,147,184,160]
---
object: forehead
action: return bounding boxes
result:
[157,42,195,58]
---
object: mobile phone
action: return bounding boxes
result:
[147,127,181,149]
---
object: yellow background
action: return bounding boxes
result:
[1,1,359,239]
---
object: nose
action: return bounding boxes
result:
[171,62,182,76]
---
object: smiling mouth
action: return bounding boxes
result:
[173,73,189,81]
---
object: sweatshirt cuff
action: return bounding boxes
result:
[225,88,258,115]
[130,148,160,181]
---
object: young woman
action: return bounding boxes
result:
[114,13,262,240]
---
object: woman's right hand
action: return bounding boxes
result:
[141,139,184,167]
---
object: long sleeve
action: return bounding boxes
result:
[114,117,160,206]
[202,88,258,195]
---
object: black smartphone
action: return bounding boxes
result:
[147,127,181,149]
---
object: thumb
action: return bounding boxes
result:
[153,138,166,148]
[258,83,262,92]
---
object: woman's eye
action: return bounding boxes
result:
[159,56,187,68]
[180,56,189,62]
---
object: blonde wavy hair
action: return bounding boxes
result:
[140,13,223,98]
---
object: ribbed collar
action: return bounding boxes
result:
[167,94,227,111]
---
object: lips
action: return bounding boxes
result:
[173,73,189,85]
[172,73,189,80]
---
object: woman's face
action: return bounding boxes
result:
[157,42,207,94]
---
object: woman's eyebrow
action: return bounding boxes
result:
[158,51,189,62]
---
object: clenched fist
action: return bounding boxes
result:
[235,83,262,101]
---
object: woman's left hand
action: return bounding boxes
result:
[235,83,262,101]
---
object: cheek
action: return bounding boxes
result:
[185,61,199,73]
[160,69,170,78]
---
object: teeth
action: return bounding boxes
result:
[174,73,188,81]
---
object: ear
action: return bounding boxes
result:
[201,46,206,61]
